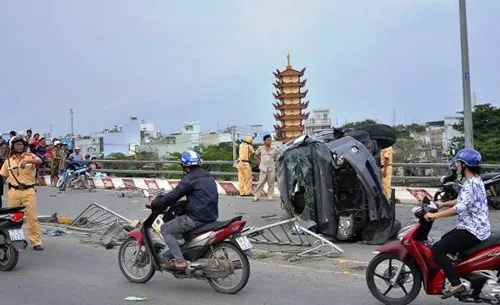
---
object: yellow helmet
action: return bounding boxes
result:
[244,136,253,144]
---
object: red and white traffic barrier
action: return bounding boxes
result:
[37,175,438,203]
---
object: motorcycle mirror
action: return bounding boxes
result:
[142,189,150,198]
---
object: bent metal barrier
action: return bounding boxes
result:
[240,216,344,261]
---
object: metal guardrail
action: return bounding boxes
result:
[36,160,500,185]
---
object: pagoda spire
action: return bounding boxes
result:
[272,54,309,143]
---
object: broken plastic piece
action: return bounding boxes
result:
[42,228,67,237]
[124,296,148,301]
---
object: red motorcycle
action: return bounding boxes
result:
[366,198,500,305]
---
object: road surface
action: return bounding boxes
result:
[2,187,498,304]
[32,187,500,263]
[0,233,460,305]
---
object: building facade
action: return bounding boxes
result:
[304,108,332,133]
[93,117,142,156]
[135,121,201,158]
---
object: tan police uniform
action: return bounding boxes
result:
[237,140,254,196]
[0,152,43,246]
[380,146,394,199]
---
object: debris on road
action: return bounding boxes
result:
[261,214,280,220]
[41,202,133,249]
[100,220,128,249]
[43,227,68,237]
[70,202,132,232]
[242,216,343,261]
[38,213,73,224]
[124,296,148,301]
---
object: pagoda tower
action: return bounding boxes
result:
[272,53,310,143]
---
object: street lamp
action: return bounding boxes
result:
[459,0,474,148]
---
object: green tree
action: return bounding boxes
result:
[135,151,158,160]
[452,103,500,163]
[106,152,127,159]
[342,120,426,139]
[163,144,237,180]
[394,124,426,138]
[197,143,236,180]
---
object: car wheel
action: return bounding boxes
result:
[357,124,396,149]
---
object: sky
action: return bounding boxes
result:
[1,0,499,137]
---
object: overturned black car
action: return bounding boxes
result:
[277,124,400,245]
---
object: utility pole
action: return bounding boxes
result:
[459,0,474,148]
[70,108,74,137]
[231,125,237,162]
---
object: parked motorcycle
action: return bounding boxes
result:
[0,206,27,271]
[56,161,92,191]
[434,162,500,210]
[117,189,252,294]
[366,197,500,305]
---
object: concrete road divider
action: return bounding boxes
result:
[37,175,438,203]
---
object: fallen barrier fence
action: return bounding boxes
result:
[37,160,500,187]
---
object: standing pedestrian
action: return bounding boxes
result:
[24,129,33,144]
[69,147,84,161]
[253,135,278,201]
[381,146,394,199]
[0,138,8,208]
[0,136,44,250]
[237,136,254,197]
[50,141,63,186]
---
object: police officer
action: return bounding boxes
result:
[0,136,44,251]
[237,136,255,196]
[380,146,394,199]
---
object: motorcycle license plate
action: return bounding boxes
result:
[152,216,164,235]
[8,229,25,241]
[236,236,253,250]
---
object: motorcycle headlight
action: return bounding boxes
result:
[336,155,345,166]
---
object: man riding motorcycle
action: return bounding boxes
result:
[424,148,491,299]
[148,150,219,270]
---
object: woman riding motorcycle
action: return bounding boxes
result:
[424,148,491,299]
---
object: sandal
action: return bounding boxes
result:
[441,284,466,299]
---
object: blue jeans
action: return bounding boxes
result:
[161,215,203,260]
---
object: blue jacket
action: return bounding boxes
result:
[151,167,219,224]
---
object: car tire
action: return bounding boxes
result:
[356,124,396,149]
[344,129,371,145]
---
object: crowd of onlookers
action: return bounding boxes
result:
[0,129,101,187]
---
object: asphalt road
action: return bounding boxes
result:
[2,187,499,304]
[29,187,500,263]
[1,234,459,305]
